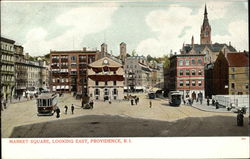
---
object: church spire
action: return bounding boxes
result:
[200,4,211,44]
[205,4,207,15]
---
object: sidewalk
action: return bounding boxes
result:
[189,100,232,113]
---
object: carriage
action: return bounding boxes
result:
[169,91,182,106]
[36,93,58,116]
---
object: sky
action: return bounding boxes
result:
[1,0,248,57]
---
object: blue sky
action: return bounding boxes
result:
[1,0,248,57]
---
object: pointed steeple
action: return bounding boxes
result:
[204,4,207,15]
[200,4,212,44]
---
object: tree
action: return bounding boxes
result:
[146,55,153,62]
[131,50,137,56]
[163,55,170,68]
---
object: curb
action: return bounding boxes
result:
[190,105,233,113]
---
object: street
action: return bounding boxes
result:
[2,93,249,137]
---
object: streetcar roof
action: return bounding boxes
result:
[37,93,57,99]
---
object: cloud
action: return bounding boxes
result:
[136,1,248,57]
[213,20,249,51]
[136,4,202,57]
[23,3,119,56]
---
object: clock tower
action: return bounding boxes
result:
[200,4,212,44]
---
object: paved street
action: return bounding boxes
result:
[1,93,249,137]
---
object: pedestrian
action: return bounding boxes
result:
[64,105,68,114]
[183,99,186,105]
[131,99,134,106]
[71,104,75,114]
[137,97,139,103]
[90,100,94,109]
[188,98,192,106]
[56,107,60,118]
[1,99,3,111]
[149,100,152,108]
[18,96,21,101]
[237,109,244,126]
[207,97,210,106]
[212,99,215,106]
[135,98,138,105]
[215,100,219,109]
[3,99,7,109]
[199,97,203,105]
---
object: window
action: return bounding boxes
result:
[185,80,190,87]
[95,81,99,86]
[198,70,202,75]
[179,60,183,66]
[231,74,235,79]
[192,70,196,76]
[179,80,183,87]
[71,56,76,61]
[104,89,109,95]
[95,89,99,95]
[186,69,190,76]
[105,81,108,85]
[198,59,202,65]
[113,81,116,86]
[179,69,183,76]
[231,67,235,72]
[192,80,196,86]
[192,59,195,65]
[246,84,248,89]
[231,83,235,89]
[198,80,202,86]
[113,89,117,95]
[185,60,190,66]
[113,71,116,74]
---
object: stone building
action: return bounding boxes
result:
[1,37,15,101]
[88,56,124,100]
[124,56,151,92]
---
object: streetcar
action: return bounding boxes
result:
[169,91,182,106]
[36,93,58,116]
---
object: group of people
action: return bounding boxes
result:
[130,97,140,106]
[54,104,75,118]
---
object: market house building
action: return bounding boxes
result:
[88,56,124,101]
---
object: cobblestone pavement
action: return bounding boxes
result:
[1,93,245,138]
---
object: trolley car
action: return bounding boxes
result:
[36,93,58,116]
[169,91,182,106]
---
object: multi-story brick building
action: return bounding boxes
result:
[169,53,205,99]
[1,37,15,101]
[50,49,98,94]
[88,56,124,100]
[213,51,249,95]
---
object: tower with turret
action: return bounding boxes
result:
[119,42,127,63]
[200,5,212,44]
